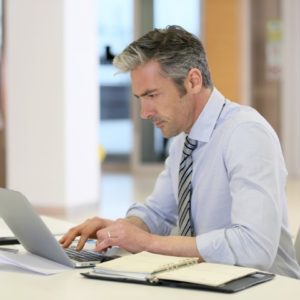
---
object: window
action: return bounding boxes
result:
[97,0,133,159]
[154,0,200,36]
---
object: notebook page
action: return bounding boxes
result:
[156,262,257,287]
[94,251,198,275]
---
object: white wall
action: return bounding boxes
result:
[5,0,100,208]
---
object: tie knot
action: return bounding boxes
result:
[183,136,197,157]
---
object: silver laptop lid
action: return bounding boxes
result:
[0,188,74,268]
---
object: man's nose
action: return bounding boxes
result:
[140,99,154,120]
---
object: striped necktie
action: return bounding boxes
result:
[178,136,198,236]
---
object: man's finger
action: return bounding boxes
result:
[95,238,114,252]
[76,234,90,251]
[59,225,85,248]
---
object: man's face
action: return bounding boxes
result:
[131,60,196,138]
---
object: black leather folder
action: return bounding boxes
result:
[81,271,275,293]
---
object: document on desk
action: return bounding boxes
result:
[82,252,275,293]
[0,249,71,275]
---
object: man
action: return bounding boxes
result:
[60,26,300,278]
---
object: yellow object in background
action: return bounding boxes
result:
[99,145,106,161]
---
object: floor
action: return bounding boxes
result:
[60,169,300,241]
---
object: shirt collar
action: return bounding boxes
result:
[189,88,225,143]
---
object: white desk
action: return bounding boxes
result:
[1,265,300,300]
[1,217,300,300]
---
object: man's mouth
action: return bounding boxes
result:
[153,120,164,128]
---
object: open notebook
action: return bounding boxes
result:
[81,251,275,293]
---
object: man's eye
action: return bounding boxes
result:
[147,93,158,99]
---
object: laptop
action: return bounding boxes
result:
[0,188,116,268]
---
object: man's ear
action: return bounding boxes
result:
[186,68,203,94]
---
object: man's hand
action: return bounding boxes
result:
[95,218,153,253]
[60,216,202,259]
[59,217,113,250]
[95,218,202,259]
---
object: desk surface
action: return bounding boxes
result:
[1,265,300,300]
[1,217,300,300]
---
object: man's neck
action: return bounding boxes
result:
[193,87,213,119]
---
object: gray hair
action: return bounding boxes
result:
[113,25,213,96]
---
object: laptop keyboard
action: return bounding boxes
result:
[65,246,115,263]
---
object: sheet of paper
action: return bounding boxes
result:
[0,249,71,275]
[94,251,198,275]
[156,262,257,287]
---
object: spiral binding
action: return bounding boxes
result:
[147,257,199,283]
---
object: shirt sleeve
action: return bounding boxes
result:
[196,122,287,270]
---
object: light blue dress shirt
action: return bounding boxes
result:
[127,88,300,279]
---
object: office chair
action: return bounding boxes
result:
[295,227,300,265]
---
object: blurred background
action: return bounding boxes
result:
[0,0,299,236]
